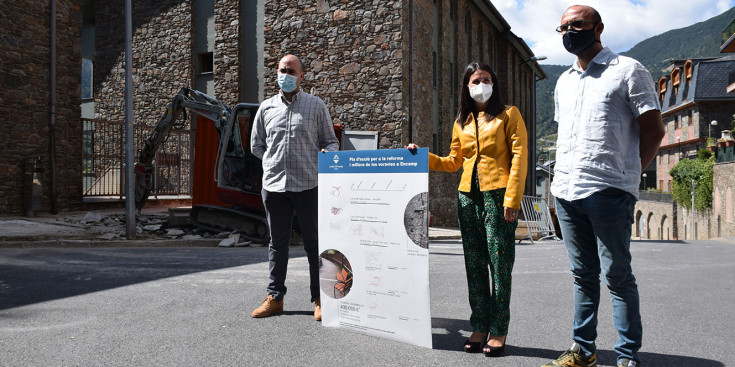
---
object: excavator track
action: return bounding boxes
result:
[190,205,269,243]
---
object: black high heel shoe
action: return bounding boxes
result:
[483,336,506,357]
[463,339,484,353]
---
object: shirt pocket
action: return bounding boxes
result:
[289,110,305,135]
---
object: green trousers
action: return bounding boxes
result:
[457,176,517,336]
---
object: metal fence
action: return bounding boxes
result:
[82,118,192,198]
[518,195,559,243]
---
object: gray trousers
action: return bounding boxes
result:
[262,187,320,302]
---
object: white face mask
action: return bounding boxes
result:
[469,83,493,103]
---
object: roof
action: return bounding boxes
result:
[692,57,735,100]
[661,56,735,113]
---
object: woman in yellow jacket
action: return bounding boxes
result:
[410,62,527,357]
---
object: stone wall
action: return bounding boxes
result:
[94,0,192,127]
[0,0,82,214]
[262,0,405,150]
[634,192,677,240]
[214,0,240,106]
[712,161,735,238]
[636,161,735,241]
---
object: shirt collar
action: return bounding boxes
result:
[279,88,302,104]
[570,47,615,73]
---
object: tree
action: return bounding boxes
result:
[669,149,714,210]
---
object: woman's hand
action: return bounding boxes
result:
[406,143,419,150]
[504,207,519,222]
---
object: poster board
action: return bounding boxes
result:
[317,148,432,348]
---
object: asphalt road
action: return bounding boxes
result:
[1,239,733,366]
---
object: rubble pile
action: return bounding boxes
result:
[51,212,259,245]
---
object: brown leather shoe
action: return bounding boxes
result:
[251,295,283,318]
[314,299,322,321]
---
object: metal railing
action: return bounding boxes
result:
[518,195,559,243]
[82,118,192,198]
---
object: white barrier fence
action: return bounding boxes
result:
[518,195,559,244]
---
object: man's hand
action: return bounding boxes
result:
[406,143,419,150]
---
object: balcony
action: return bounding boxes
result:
[721,18,735,53]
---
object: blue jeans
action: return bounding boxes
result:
[262,187,321,303]
[555,188,641,363]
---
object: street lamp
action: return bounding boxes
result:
[522,55,547,197]
[710,120,718,139]
[642,173,647,190]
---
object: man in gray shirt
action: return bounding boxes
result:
[250,54,339,321]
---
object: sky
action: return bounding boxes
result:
[493,0,735,65]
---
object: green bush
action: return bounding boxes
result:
[669,150,714,210]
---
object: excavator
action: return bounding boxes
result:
[134,87,334,243]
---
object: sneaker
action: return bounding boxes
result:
[314,299,322,321]
[618,358,640,367]
[542,343,597,367]
[251,295,283,318]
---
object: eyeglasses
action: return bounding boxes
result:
[556,20,598,34]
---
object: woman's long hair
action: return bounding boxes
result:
[456,62,505,125]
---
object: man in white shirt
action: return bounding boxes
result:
[543,6,665,367]
[250,54,339,321]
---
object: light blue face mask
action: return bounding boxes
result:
[278,73,298,93]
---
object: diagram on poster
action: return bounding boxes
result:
[318,148,431,348]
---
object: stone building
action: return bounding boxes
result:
[0,0,545,227]
[634,55,735,240]
[0,1,81,214]
[654,57,735,192]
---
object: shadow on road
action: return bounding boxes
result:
[430,317,724,366]
[0,247,274,310]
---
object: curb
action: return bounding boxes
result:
[0,238,229,249]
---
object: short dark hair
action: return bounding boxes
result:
[456,62,505,125]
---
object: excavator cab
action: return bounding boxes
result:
[215,103,264,209]
[189,103,269,241]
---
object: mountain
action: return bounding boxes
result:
[535,7,735,147]
[621,6,735,75]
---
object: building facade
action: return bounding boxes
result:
[655,57,735,191]
[0,0,544,227]
[634,55,735,240]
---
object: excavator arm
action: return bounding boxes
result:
[134,87,230,209]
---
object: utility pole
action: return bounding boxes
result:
[125,0,136,238]
[691,179,695,241]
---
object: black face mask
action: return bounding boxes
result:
[563,27,597,55]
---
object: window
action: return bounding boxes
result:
[684,60,693,79]
[81,58,93,99]
[671,69,680,87]
[687,109,693,126]
[198,52,214,74]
